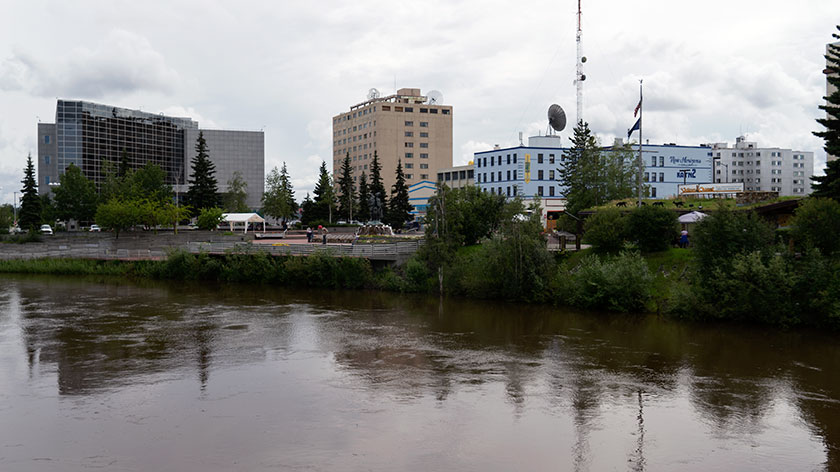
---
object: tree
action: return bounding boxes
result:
[262,164,297,223]
[425,184,508,247]
[158,203,191,234]
[357,172,370,222]
[186,131,221,214]
[559,121,636,216]
[100,160,126,202]
[583,208,628,253]
[385,160,413,229]
[791,197,840,256]
[223,171,249,212]
[813,27,840,199]
[337,153,356,221]
[368,151,387,221]
[0,204,12,230]
[53,164,99,223]
[625,205,678,252]
[127,163,173,205]
[300,193,316,225]
[95,199,139,238]
[311,161,335,223]
[18,153,41,230]
[197,207,225,230]
[691,207,775,281]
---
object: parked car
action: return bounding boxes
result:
[89,224,101,232]
[40,224,53,235]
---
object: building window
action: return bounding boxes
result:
[442,109,450,114]
[405,152,413,158]
[420,142,428,148]
[513,154,517,163]
[405,121,413,126]
[420,153,428,158]
[420,132,428,138]
[421,174,429,179]
[651,156,656,166]
[549,154,555,164]
[659,172,664,182]
[405,163,414,169]
[420,122,428,127]
[405,131,413,137]
[437,173,444,181]
[45,175,50,185]
[538,169,544,180]
[538,186,544,196]
[659,156,664,166]
[507,186,511,196]
[420,108,428,113]
[420,164,428,169]
[45,155,51,164]
[650,173,656,182]
[507,155,511,165]
[549,170,555,180]
[507,170,511,180]
[406,174,413,179]
[498,171,502,181]
[405,142,414,148]
[651,187,657,198]
[44,135,50,144]
[549,186,555,196]
[491,173,494,182]
[538,154,544,164]
[468,170,474,178]
[644,172,649,182]
[405,107,413,113]
[430,109,438,114]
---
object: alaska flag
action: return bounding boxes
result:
[627,118,641,138]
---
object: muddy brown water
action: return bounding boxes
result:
[0,275,837,471]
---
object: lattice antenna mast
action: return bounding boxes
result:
[575,0,585,125]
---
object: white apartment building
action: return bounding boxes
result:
[710,136,813,196]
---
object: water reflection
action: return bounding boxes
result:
[0,275,837,470]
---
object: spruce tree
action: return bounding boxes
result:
[312,161,335,223]
[357,172,370,223]
[186,131,220,214]
[813,26,840,200]
[559,121,608,215]
[337,152,356,221]
[368,151,387,222]
[279,162,297,220]
[386,159,413,229]
[18,153,42,230]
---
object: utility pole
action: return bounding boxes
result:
[13,191,17,225]
[637,80,644,207]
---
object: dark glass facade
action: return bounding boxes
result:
[56,101,198,189]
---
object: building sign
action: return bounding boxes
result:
[676,169,697,179]
[669,156,703,165]
[524,153,531,183]
[678,183,744,195]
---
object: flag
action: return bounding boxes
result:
[634,99,642,117]
[627,118,641,138]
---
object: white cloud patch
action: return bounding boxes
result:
[0,29,179,99]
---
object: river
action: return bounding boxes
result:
[0,275,838,471]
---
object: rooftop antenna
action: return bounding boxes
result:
[547,104,567,136]
[575,0,586,125]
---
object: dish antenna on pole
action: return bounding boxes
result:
[426,90,443,105]
[547,104,567,135]
[367,88,381,100]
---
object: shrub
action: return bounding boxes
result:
[791,197,840,256]
[691,207,775,280]
[583,208,627,252]
[556,251,652,312]
[197,207,224,230]
[625,205,678,252]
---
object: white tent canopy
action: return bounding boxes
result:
[221,213,265,233]
[678,211,708,224]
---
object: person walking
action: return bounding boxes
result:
[306,226,313,243]
[321,225,328,245]
[679,229,689,248]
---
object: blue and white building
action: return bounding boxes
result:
[473,135,713,219]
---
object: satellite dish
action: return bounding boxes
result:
[547,104,567,132]
[426,90,443,105]
[367,88,381,100]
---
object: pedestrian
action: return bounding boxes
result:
[306,226,313,243]
[321,225,328,245]
[679,229,689,248]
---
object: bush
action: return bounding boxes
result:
[691,207,775,280]
[197,207,224,230]
[555,251,652,312]
[791,197,840,256]
[583,208,627,252]
[625,205,678,252]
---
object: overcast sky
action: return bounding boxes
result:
[0,0,837,205]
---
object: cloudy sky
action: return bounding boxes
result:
[0,0,837,204]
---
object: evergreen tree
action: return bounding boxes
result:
[186,131,220,214]
[559,121,635,216]
[368,151,387,222]
[312,161,335,223]
[262,163,297,222]
[337,152,356,221]
[386,160,413,229]
[813,27,840,199]
[18,153,41,229]
[357,172,370,223]
[300,193,315,225]
[118,148,130,178]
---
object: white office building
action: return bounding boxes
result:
[709,136,813,196]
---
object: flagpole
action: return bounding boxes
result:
[637,79,643,207]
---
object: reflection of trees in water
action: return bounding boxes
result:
[6,276,840,468]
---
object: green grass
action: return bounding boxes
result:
[0,258,137,276]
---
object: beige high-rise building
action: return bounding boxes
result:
[332,88,453,194]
